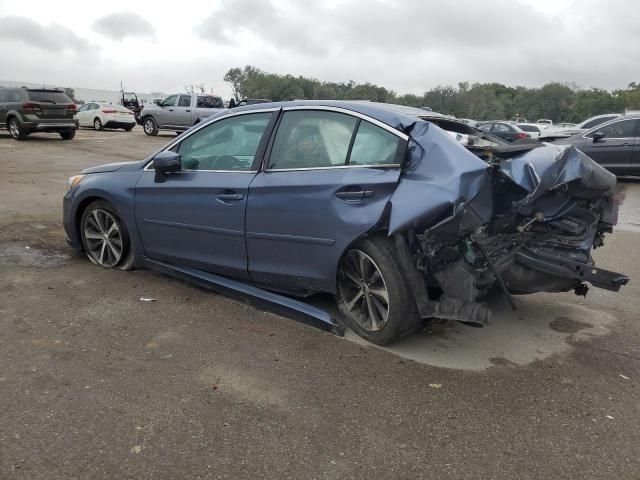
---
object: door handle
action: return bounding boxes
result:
[186,109,191,112]
[335,188,374,201]
[168,109,174,111]
[216,193,244,202]
[623,142,633,147]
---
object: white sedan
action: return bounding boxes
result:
[75,102,136,131]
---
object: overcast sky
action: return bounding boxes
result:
[0,0,637,97]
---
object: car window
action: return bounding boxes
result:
[348,120,401,165]
[77,104,89,112]
[518,125,539,133]
[162,95,177,107]
[586,119,639,139]
[268,110,357,169]
[177,112,273,171]
[178,95,191,107]
[5,90,22,102]
[0,91,7,102]
[90,103,99,110]
[478,123,493,131]
[26,90,72,103]
[582,116,617,130]
[493,123,510,133]
[197,96,224,108]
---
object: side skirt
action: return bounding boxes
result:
[142,257,345,336]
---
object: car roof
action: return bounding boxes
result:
[229,100,446,128]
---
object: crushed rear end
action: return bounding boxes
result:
[386,120,628,326]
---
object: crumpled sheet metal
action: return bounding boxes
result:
[498,144,617,206]
[387,121,493,235]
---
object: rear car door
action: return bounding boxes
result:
[174,94,194,127]
[75,103,91,126]
[580,118,639,174]
[135,111,275,278]
[0,90,8,126]
[246,107,406,293]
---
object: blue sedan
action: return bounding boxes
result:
[63,101,627,345]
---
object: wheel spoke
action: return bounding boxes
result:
[84,231,103,240]
[371,296,388,320]
[342,263,361,285]
[107,222,118,237]
[345,290,364,311]
[368,287,389,303]
[92,210,105,233]
[98,241,107,264]
[366,295,379,331]
[107,242,120,262]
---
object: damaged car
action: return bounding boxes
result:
[63,101,629,345]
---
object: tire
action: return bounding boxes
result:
[93,117,103,131]
[59,129,76,140]
[336,235,419,345]
[80,201,134,270]
[8,117,26,140]
[143,117,158,136]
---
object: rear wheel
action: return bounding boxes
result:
[143,117,158,136]
[8,118,26,140]
[60,129,76,140]
[80,201,134,270]
[93,118,103,131]
[336,236,419,345]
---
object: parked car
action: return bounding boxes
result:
[553,115,640,175]
[477,121,530,142]
[63,101,627,345]
[539,113,622,141]
[0,87,78,140]
[555,122,576,128]
[516,123,549,139]
[537,119,553,126]
[139,93,225,136]
[75,102,136,131]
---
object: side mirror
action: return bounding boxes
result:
[153,151,181,183]
[592,132,606,143]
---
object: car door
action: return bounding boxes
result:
[156,95,177,127]
[580,118,639,174]
[75,103,91,126]
[174,94,194,127]
[135,111,276,278]
[0,90,8,127]
[246,107,406,293]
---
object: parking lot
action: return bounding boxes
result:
[1,128,639,478]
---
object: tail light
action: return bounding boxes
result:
[67,104,77,112]
[102,108,118,113]
[516,132,529,139]
[22,102,42,113]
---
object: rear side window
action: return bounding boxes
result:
[586,119,639,139]
[177,112,273,171]
[26,90,72,103]
[582,116,617,129]
[493,123,510,133]
[268,111,357,169]
[178,95,191,107]
[518,125,539,133]
[349,121,401,165]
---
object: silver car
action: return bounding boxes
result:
[140,93,226,135]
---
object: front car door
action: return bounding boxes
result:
[156,95,177,128]
[174,94,194,127]
[580,118,640,174]
[246,107,406,293]
[75,103,92,126]
[135,111,276,278]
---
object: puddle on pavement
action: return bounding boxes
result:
[0,243,70,268]
[342,296,615,370]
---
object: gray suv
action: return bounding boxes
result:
[0,87,78,140]
[139,93,225,136]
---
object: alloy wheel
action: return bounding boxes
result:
[338,249,390,332]
[94,118,102,130]
[83,209,123,267]
[9,120,20,138]
[144,119,154,134]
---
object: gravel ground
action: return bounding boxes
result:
[1,127,639,479]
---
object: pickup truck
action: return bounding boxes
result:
[139,93,226,136]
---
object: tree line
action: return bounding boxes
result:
[224,66,640,123]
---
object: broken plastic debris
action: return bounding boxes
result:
[428,383,442,389]
[139,297,156,302]
[130,445,143,454]
[619,374,630,380]
[606,415,615,420]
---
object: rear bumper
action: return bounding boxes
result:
[23,120,78,132]
[104,120,136,129]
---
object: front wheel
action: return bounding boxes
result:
[80,201,134,270]
[93,118,103,131]
[143,117,158,136]
[8,118,26,140]
[336,236,419,345]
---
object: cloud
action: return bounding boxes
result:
[0,15,90,52]
[92,11,156,41]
